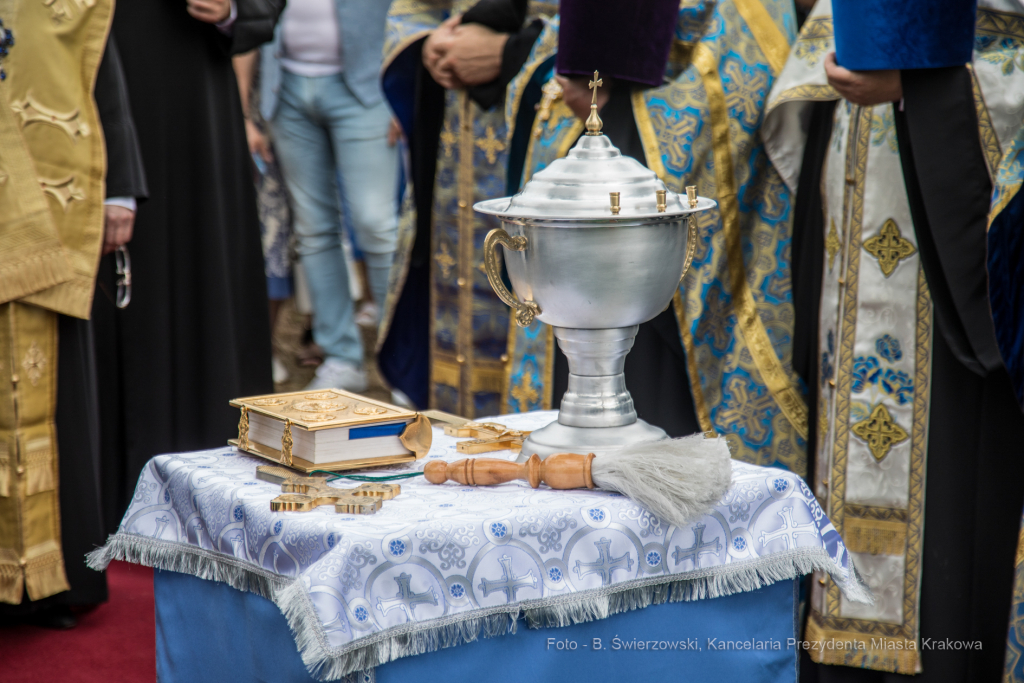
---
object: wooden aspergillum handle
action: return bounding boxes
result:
[423,452,596,490]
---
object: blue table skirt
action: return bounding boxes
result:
[155,570,799,683]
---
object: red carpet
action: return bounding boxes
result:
[0,561,156,682]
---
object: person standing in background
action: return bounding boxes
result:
[93,0,283,535]
[233,49,294,386]
[260,0,401,393]
[764,0,1024,678]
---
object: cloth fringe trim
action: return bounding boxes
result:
[0,565,24,605]
[24,551,70,601]
[88,533,872,682]
[86,533,288,600]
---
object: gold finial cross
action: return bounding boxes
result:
[589,70,603,104]
[585,70,605,136]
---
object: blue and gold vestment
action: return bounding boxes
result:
[502,0,809,475]
[380,0,556,419]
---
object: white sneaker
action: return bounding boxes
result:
[304,358,368,393]
[272,355,290,384]
[355,301,380,328]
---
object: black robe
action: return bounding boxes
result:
[94,1,281,535]
[795,68,1024,683]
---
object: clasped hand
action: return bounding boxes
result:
[186,0,231,24]
[423,15,508,90]
[824,52,902,106]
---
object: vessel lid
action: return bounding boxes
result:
[474,133,715,220]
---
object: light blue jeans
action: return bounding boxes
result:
[271,71,399,366]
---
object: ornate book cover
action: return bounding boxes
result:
[229,389,431,473]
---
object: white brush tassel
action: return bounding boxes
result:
[590,434,732,528]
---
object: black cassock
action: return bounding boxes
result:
[93,2,281,535]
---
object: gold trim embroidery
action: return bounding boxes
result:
[475,126,505,165]
[792,15,832,67]
[10,94,90,141]
[846,504,909,523]
[21,342,46,387]
[380,28,432,79]
[509,373,540,411]
[632,91,669,183]
[844,517,908,556]
[976,6,1024,41]
[439,124,457,159]
[693,43,809,440]
[825,218,840,272]
[39,175,85,212]
[732,0,791,76]
[966,63,1002,180]
[766,84,838,118]
[863,218,916,277]
[851,403,909,461]
[675,290,714,432]
[43,0,97,23]
[505,18,558,141]
[825,105,871,619]
[812,112,932,674]
[457,92,475,416]
[434,241,456,279]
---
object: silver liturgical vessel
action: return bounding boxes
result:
[474,73,716,460]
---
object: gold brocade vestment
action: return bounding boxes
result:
[0,0,111,602]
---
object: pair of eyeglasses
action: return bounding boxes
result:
[115,245,131,309]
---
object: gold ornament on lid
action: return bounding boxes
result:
[585,71,604,136]
[686,185,698,208]
[609,191,621,215]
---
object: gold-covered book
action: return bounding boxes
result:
[228,389,432,473]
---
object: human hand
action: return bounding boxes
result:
[245,119,273,163]
[824,52,901,106]
[423,14,462,89]
[387,117,403,147]
[186,0,231,24]
[435,23,508,88]
[103,205,135,255]
[556,74,611,122]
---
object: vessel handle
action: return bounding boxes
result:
[483,228,541,327]
[680,214,699,283]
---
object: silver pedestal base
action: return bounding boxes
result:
[519,419,668,461]
[518,325,670,461]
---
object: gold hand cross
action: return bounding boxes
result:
[443,421,531,455]
[256,465,400,514]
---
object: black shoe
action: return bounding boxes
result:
[33,605,77,630]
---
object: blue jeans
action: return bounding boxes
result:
[271,71,399,366]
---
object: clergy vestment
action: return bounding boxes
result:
[92,0,282,534]
[502,0,809,473]
[763,0,1024,678]
[379,0,557,418]
[0,0,112,607]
